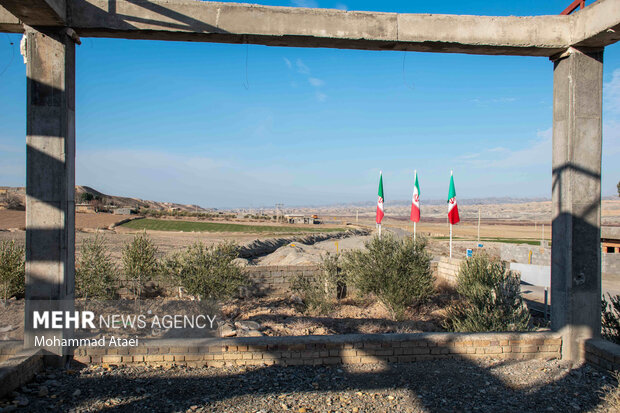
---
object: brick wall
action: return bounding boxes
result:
[73,332,561,367]
[0,340,22,362]
[603,253,620,276]
[111,265,324,298]
[500,244,551,266]
[585,339,620,372]
[499,244,620,277]
[245,265,321,294]
[0,348,45,398]
[436,257,463,285]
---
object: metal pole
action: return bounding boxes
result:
[449,223,453,258]
[413,221,416,243]
[477,208,480,243]
[544,288,549,321]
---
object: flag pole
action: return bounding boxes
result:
[449,170,453,258]
[378,170,382,239]
[477,208,481,243]
[414,169,417,243]
[449,223,453,258]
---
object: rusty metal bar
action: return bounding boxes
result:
[561,0,586,15]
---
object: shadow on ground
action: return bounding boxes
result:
[8,350,617,412]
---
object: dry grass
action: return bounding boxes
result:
[600,372,620,412]
[219,285,463,337]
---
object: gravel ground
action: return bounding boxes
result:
[1,358,618,412]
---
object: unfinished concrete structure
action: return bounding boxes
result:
[1,0,619,362]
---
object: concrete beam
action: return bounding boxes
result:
[551,47,603,362]
[24,27,76,363]
[0,5,22,33]
[571,0,620,48]
[0,0,65,26]
[68,0,572,56]
[1,1,619,54]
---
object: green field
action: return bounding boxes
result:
[121,219,347,234]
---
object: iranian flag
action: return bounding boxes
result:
[410,171,420,223]
[376,171,384,224]
[448,171,460,225]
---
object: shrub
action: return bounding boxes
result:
[164,241,245,301]
[0,241,25,303]
[291,252,345,315]
[76,234,117,299]
[602,293,620,344]
[342,234,434,321]
[80,192,94,203]
[444,253,530,332]
[5,194,24,211]
[121,232,159,299]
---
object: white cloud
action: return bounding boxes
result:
[603,119,620,156]
[0,158,23,181]
[75,149,288,208]
[75,148,368,208]
[0,141,25,184]
[0,143,23,154]
[291,0,318,7]
[604,68,620,116]
[602,67,620,195]
[493,97,516,103]
[458,153,480,160]
[471,97,517,105]
[283,57,292,70]
[287,59,328,101]
[296,59,311,75]
[461,127,552,169]
[308,77,324,87]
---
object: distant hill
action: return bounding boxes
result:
[75,186,212,212]
[0,186,212,213]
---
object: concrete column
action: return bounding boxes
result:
[551,47,603,362]
[24,27,75,360]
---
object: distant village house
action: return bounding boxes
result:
[76,203,96,213]
[284,214,320,224]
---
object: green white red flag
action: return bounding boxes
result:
[448,171,460,225]
[410,171,420,223]
[376,171,384,224]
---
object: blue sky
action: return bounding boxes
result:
[1,0,619,208]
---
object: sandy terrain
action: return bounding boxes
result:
[0,286,457,341]
[0,230,288,263]
[3,198,618,241]
[381,218,551,240]
[296,199,620,222]
[0,210,133,231]
[0,210,26,230]
[0,210,352,262]
[3,358,618,413]
[322,199,620,226]
[255,235,373,265]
